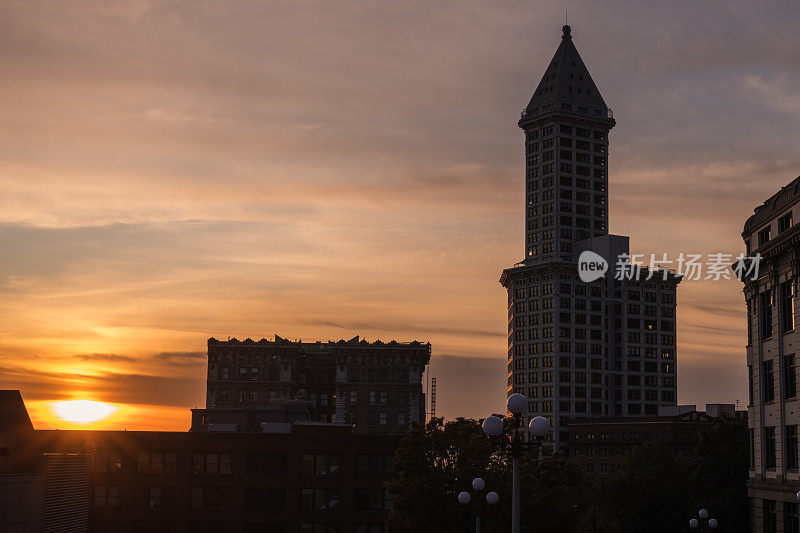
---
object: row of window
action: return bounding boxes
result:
[523,385,674,401]
[760,425,799,470]
[91,521,382,533]
[760,499,799,533]
[511,338,675,356]
[513,354,674,370]
[526,400,667,415]
[754,210,793,250]
[527,176,606,196]
[748,281,795,343]
[520,367,673,385]
[528,203,605,219]
[210,366,413,385]
[525,124,607,141]
[526,137,606,153]
[527,151,607,168]
[748,354,797,405]
[93,452,393,476]
[94,486,391,512]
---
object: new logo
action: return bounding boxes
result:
[578,250,608,282]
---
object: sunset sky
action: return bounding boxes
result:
[2,0,800,430]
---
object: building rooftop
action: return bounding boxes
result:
[743,175,800,234]
[208,335,430,349]
[520,25,612,122]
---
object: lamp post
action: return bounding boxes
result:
[689,508,718,531]
[457,477,499,533]
[482,393,550,533]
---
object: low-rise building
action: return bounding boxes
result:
[568,404,745,486]
[2,390,398,533]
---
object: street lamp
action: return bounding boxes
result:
[689,508,718,531]
[457,477,499,533]
[482,393,550,533]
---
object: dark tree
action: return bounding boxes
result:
[387,417,500,532]
[387,417,592,533]
[602,440,692,533]
[688,417,750,532]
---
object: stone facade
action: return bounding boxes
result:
[740,176,800,533]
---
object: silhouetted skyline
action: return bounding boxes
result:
[3,0,800,429]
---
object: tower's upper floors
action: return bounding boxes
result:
[519,26,615,264]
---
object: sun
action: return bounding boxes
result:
[52,399,118,423]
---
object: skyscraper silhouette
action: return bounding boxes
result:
[501,26,682,448]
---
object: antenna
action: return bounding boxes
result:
[430,377,437,420]
[565,7,568,25]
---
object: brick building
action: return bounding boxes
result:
[2,390,399,533]
[568,404,744,487]
[194,336,430,435]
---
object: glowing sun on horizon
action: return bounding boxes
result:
[52,399,118,423]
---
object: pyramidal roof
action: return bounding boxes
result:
[524,25,608,114]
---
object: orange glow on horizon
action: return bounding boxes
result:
[52,399,118,424]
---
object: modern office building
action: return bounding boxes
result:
[739,176,800,533]
[501,25,682,448]
[194,336,431,435]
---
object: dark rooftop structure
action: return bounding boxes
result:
[196,335,430,435]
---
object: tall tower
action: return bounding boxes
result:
[501,26,680,449]
[520,25,615,264]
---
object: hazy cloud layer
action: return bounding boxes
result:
[2,0,798,427]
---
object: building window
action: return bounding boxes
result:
[763,361,775,403]
[191,487,230,509]
[782,281,795,332]
[350,391,358,404]
[764,499,777,533]
[94,486,119,507]
[779,212,793,234]
[246,453,287,475]
[355,525,385,533]
[785,355,797,399]
[784,502,800,533]
[787,426,798,470]
[759,227,772,247]
[245,487,286,510]
[193,453,232,474]
[135,487,172,508]
[301,488,340,510]
[748,365,754,405]
[302,525,342,533]
[397,412,407,426]
[302,454,342,476]
[379,412,387,425]
[765,427,777,468]
[750,429,755,469]
[137,452,176,474]
[355,488,385,511]
[357,455,394,476]
[93,451,122,473]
